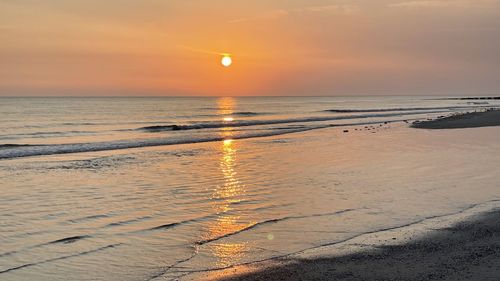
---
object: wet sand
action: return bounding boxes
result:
[196,208,500,281]
[412,109,500,129]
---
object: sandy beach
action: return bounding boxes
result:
[412,109,500,129]
[193,205,500,281]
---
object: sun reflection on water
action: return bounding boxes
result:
[202,98,253,268]
[217,97,236,116]
[211,139,244,213]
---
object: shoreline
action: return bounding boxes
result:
[412,109,500,129]
[184,200,500,281]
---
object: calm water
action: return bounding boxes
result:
[1,96,500,280]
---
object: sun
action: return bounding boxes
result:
[221,55,232,67]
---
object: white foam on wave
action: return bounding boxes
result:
[0,117,409,159]
[0,126,324,159]
[139,110,450,132]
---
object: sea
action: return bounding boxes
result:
[1,96,500,280]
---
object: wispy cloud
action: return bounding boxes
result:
[229,4,359,23]
[389,0,496,9]
[304,4,360,14]
[228,9,288,23]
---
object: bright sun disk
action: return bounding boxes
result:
[221,55,232,67]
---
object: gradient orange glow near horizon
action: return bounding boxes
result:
[1,0,500,96]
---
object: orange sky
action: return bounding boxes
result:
[1,0,499,96]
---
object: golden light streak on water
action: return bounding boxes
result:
[201,98,253,267]
[217,97,236,116]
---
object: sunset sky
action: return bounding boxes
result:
[1,0,499,96]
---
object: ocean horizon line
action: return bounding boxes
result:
[1,94,499,99]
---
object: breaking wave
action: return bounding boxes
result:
[2,108,475,160]
[0,126,325,159]
[138,110,445,132]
